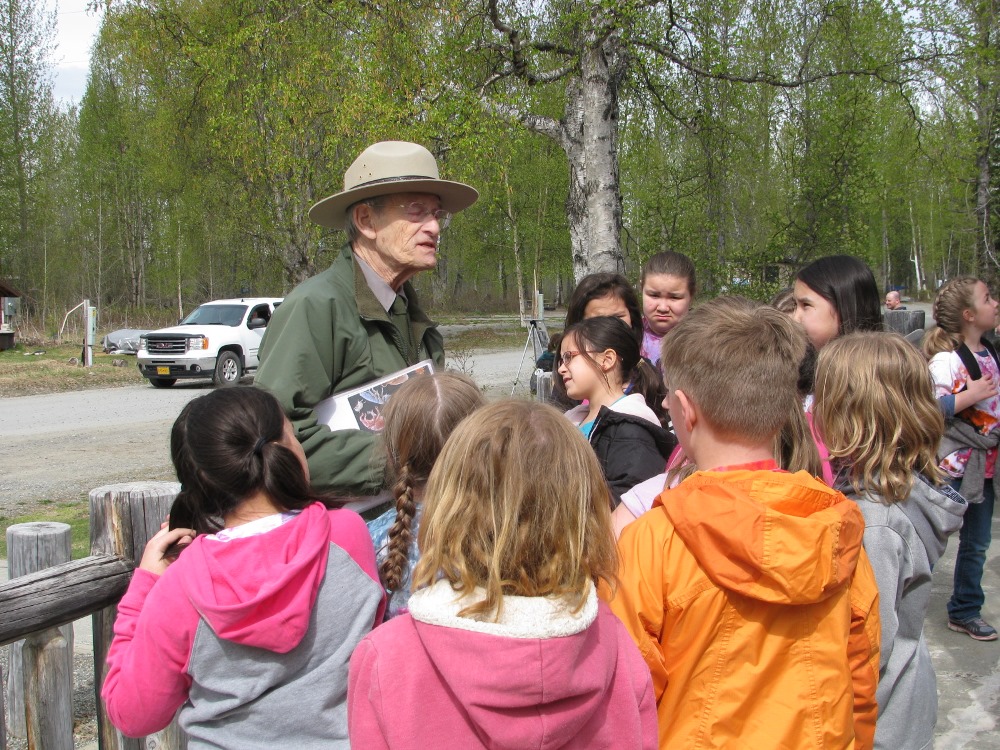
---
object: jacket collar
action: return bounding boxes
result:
[408,579,597,639]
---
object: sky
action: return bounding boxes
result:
[48,0,104,105]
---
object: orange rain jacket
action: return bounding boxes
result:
[608,469,881,749]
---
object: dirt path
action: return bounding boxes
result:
[0,347,528,515]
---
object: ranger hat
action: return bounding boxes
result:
[309,141,479,229]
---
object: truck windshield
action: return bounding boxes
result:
[180,304,247,327]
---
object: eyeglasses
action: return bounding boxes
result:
[382,201,452,229]
[559,350,591,366]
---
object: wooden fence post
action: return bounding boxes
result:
[1,665,6,750]
[884,309,926,336]
[4,522,73,746]
[90,482,186,750]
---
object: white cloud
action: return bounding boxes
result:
[48,0,104,105]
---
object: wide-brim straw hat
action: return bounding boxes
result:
[309,141,479,229]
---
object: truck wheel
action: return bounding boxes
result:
[214,351,242,387]
[149,377,176,388]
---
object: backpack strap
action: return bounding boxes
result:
[956,336,1000,388]
[956,343,982,383]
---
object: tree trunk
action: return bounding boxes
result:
[516,34,625,284]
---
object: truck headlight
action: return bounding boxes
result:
[189,336,209,351]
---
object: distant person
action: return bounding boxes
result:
[557,316,675,506]
[102,387,384,747]
[256,141,478,510]
[367,372,485,619]
[348,400,658,749]
[609,297,880,749]
[885,290,906,310]
[924,276,1000,641]
[639,251,695,367]
[815,332,965,749]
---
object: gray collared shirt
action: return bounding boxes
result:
[354,254,404,313]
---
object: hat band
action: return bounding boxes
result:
[350,174,438,190]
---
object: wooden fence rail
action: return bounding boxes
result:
[1,481,184,750]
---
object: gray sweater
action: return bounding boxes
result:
[840,473,966,750]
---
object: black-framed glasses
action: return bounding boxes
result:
[384,201,452,229]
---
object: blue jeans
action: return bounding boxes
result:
[947,479,995,622]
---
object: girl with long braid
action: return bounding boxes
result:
[367,371,485,618]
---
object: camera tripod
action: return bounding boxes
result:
[511,318,550,396]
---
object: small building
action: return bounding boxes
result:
[0,280,21,351]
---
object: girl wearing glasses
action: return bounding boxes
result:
[557,316,675,507]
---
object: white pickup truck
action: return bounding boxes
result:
[137,297,283,388]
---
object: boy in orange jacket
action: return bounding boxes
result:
[608,297,880,749]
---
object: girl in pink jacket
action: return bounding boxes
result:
[348,399,658,749]
[102,387,384,749]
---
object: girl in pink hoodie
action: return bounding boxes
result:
[348,399,658,749]
[102,387,384,749]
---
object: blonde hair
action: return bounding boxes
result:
[660,296,806,442]
[775,403,823,476]
[379,372,485,592]
[814,332,943,503]
[923,276,980,359]
[412,400,618,620]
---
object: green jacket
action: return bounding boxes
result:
[256,244,445,496]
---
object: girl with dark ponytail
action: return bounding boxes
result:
[367,371,485,618]
[557,316,677,507]
[103,387,385,748]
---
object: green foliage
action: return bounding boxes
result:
[0,0,995,318]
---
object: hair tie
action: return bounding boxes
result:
[253,436,268,457]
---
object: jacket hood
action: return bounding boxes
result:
[406,581,621,750]
[179,502,332,652]
[839,472,966,568]
[664,469,866,605]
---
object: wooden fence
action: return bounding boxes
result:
[0,482,186,750]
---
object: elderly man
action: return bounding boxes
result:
[885,290,906,310]
[256,141,478,507]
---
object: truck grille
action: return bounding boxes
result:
[145,337,188,354]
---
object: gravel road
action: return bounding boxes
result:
[0,347,528,514]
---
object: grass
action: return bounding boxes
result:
[444,326,526,350]
[0,343,144,397]
[0,499,91,560]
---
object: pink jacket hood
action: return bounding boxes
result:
[404,582,632,749]
[179,502,333,652]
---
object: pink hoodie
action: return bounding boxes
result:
[103,503,384,747]
[348,580,657,749]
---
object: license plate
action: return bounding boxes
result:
[156,366,170,375]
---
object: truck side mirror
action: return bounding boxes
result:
[248,317,267,330]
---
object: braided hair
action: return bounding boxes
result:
[379,372,485,592]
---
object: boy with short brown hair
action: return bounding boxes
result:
[609,297,880,749]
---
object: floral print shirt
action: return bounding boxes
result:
[930,348,1000,478]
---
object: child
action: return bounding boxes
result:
[564,271,644,342]
[608,297,880,750]
[553,272,668,423]
[102,387,384,747]
[639,251,695,366]
[815,332,965,749]
[368,371,485,619]
[348,400,658,749]
[793,254,883,352]
[558,315,675,505]
[611,401,823,539]
[924,276,1000,641]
